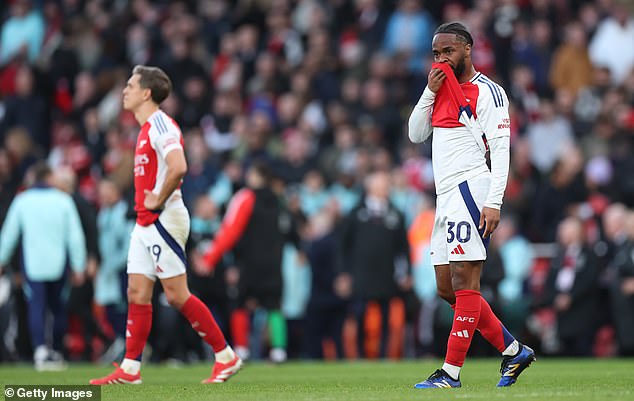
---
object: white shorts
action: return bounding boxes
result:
[430,174,491,266]
[127,203,190,280]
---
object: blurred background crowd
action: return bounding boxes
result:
[1,0,634,367]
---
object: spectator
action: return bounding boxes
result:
[526,99,574,174]
[95,178,132,363]
[0,162,86,370]
[494,216,534,334]
[0,0,45,65]
[537,217,599,356]
[589,1,634,85]
[383,0,435,73]
[336,170,411,358]
[54,166,107,361]
[607,211,634,355]
[304,209,347,359]
[0,65,50,152]
[549,22,594,95]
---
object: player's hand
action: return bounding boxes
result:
[143,190,163,211]
[428,68,446,93]
[192,251,213,276]
[479,207,500,238]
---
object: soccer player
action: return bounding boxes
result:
[89,66,241,385]
[196,161,289,363]
[408,23,535,388]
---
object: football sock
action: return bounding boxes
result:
[268,310,287,349]
[477,296,516,353]
[451,297,517,355]
[230,309,250,349]
[123,303,152,369]
[120,358,141,375]
[215,346,236,364]
[442,363,461,381]
[445,290,481,369]
[503,340,520,356]
[180,295,226,353]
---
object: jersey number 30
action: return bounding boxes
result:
[447,221,471,243]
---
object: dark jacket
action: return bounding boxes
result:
[539,246,599,338]
[607,239,634,353]
[306,231,346,308]
[234,188,286,293]
[337,199,410,300]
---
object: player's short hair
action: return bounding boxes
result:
[132,65,172,104]
[434,22,474,46]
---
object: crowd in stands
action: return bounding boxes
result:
[1,0,634,365]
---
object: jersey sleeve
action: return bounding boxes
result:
[149,119,183,160]
[408,86,436,143]
[202,188,256,269]
[476,82,511,140]
[477,81,511,209]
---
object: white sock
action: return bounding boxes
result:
[120,358,141,375]
[442,363,461,380]
[502,340,520,356]
[215,346,235,364]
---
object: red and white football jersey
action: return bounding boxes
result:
[134,109,185,226]
[431,72,510,196]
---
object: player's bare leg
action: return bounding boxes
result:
[434,264,455,305]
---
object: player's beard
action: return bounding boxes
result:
[452,58,466,78]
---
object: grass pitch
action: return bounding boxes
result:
[1,359,632,401]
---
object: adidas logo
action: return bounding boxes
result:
[451,244,465,255]
[451,330,470,338]
[156,265,164,273]
[433,380,453,388]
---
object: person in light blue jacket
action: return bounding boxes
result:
[0,162,86,370]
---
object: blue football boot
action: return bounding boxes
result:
[414,369,461,389]
[497,344,536,387]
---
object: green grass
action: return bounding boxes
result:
[1,359,632,401]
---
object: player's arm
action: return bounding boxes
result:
[477,84,511,237]
[201,189,256,271]
[144,149,187,210]
[408,68,445,143]
[144,124,187,210]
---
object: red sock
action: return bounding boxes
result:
[180,295,226,353]
[477,296,515,352]
[124,303,152,360]
[445,290,481,367]
[230,309,250,348]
